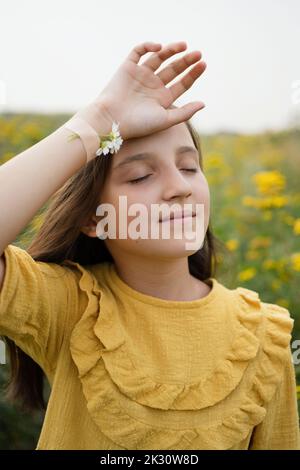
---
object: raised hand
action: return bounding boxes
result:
[95,41,207,140]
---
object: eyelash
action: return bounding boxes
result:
[128,169,198,184]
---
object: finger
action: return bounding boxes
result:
[168,61,207,101]
[165,101,206,127]
[156,51,202,85]
[141,41,187,72]
[127,42,162,65]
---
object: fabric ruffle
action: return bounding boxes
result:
[66,260,294,450]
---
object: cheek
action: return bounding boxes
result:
[193,178,210,228]
[97,186,152,235]
[194,176,210,204]
[204,182,210,209]
[98,182,125,213]
[106,184,156,215]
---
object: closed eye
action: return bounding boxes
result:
[128,174,152,184]
[128,169,198,184]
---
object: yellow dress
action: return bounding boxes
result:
[0,243,299,450]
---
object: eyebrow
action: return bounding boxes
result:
[112,145,199,170]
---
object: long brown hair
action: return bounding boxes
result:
[2,117,226,412]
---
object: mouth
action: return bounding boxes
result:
[159,211,196,223]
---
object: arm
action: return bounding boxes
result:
[0,244,81,372]
[249,348,300,450]
[0,101,112,256]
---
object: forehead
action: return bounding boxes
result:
[115,122,194,160]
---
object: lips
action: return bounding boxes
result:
[159,210,196,223]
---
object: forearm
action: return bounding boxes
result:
[0,100,112,254]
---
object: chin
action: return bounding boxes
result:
[134,237,203,259]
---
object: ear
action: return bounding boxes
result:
[80,214,99,238]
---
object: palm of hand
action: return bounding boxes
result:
[98,42,206,139]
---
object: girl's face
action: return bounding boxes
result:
[89,122,210,261]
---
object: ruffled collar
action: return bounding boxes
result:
[64,260,294,450]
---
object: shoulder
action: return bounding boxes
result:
[0,244,85,370]
[212,279,295,391]
[227,283,295,386]
[203,282,296,445]
[2,242,74,282]
[0,243,78,304]
[0,243,96,331]
[233,284,294,337]
[211,278,294,338]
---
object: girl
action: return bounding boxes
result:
[0,41,299,450]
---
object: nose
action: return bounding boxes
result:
[161,167,192,201]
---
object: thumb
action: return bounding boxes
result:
[166,101,205,127]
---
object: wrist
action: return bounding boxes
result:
[65,99,124,163]
[73,100,113,138]
[93,96,128,141]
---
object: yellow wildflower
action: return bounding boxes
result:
[291,253,300,271]
[225,239,239,251]
[250,237,272,249]
[258,196,289,209]
[293,219,300,235]
[242,196,288,211]
[205,152,225,170]
[252,170,286,196]
[262,259,276,270]
[238,268,257,282]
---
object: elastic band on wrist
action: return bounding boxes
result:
[64,117,100,163]
[64,117,123,164]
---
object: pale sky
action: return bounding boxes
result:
[0,0,300,133]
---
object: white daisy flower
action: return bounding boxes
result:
[102,145,111,155]
[95,147,103,156]
[112,121,120,134]
[112,136,123,152]
[95,121,123,157]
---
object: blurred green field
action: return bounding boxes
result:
[0,113,300,449]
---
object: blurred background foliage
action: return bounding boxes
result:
[0,113,300,448]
